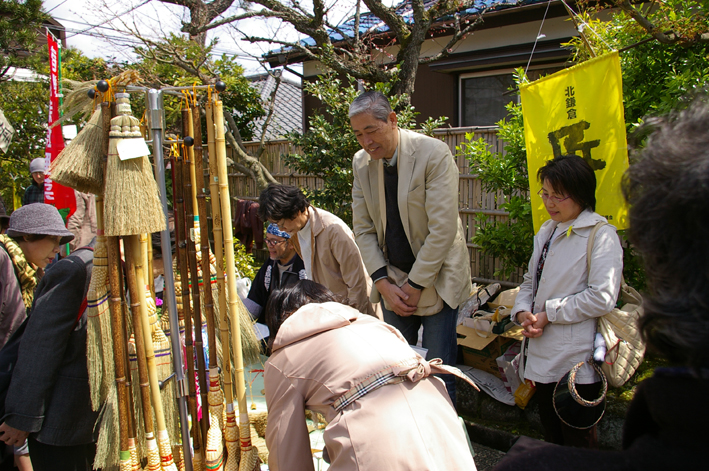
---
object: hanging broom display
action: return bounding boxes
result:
[103,92,165,237]
[212,91,260,471]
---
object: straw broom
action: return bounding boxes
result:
[103,92,165,237]
[213,97,260,471]
[49,106,105,195]
[191,105,225,471]
[206,98,238,471]
[126,234,178,471]
[107,234,136,471]
[173,149,204,471]
[142,233,181,448]
[182,125,210,450]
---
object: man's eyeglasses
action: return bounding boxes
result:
[265,238,286,247]
[537,189,571,204]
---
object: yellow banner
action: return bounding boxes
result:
[520,51,628,233]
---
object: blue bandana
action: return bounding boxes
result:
[267,223,290,239]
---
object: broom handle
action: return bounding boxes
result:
[206,99,233,406]
[186,107,199,220]
[123,236,155,435]
[135,233,170,434]
[192,105,218,370]
[173,149,203,455]
[182,112,210,446]
[213,99,249,423]
[101,99,131,456]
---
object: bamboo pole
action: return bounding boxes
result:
[173,146,204,470]
[213,97,259,470]
[123,236,162,471]
[186,107,199,220]
[182,111,210,447]
[206,99,232,407]
[134,233,178,471]
[194,105,225,471]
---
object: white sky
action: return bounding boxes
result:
[42,0,392,81]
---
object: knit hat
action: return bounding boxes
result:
[267,223,290,239]
[29,158,45,174]
[6,203,75,245]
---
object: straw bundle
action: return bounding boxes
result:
[205,409,224,471]
[224,407,239,471]
[104,93,165,237]
[129,438,140,471]
[173,444,185,471]
[50,107,105,194]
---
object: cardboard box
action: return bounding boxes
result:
[457,324,522,378]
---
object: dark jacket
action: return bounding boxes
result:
[493,368,708,471]
[22,181,44,206]
[245,254,306,324]
[2,248,98,446]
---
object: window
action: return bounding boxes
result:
[460,67,563,127]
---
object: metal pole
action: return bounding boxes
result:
[147,89,194,471]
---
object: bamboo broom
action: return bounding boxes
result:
[104,93,165,237]
[107,234,136,471]
[213,97,260,471]
[192,105,225,471]
[127,234,179,471]
[50,106,105,195]
[173,148,204,471]
[182,125,210,449]
[142,233,181,448]
[124,237,162,471]
[207,99,238,471]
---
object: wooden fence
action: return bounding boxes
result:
[227,127,524,286]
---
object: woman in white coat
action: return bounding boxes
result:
[511,154,623,448]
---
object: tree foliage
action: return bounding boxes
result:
[285,73,446,225]
[0,0,47,81]
[458,93,533,279]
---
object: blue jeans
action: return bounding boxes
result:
[381,301,458,405]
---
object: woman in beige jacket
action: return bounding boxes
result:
[264,281,477,471]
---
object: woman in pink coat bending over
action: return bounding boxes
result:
[263,280,478,471]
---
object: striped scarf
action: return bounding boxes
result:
[0,234,37,310]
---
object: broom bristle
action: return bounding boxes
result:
[50,108,105,194]
[93,384,120,470]
[103,100,166,237]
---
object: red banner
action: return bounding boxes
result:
[44,31,75,223]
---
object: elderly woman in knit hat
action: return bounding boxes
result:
[0,203,74,349]
[23,158,46,206]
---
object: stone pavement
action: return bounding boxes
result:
[472,442,506,471]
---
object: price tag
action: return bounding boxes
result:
[117,138,151,161]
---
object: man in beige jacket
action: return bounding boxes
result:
[258,183,375,316]
[350,91,471,402]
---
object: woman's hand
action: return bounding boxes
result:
[0,422,28,446]
[520,311,549,338]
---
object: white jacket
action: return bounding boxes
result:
[512,209,623,384]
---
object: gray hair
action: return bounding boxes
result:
[349,91,393,122]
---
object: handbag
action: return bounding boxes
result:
[384,264,443,316]
[587,222,645,388]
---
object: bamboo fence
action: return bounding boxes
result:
[220,127,525,286]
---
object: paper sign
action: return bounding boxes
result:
[0,109,15,153]
[117,138,151,161]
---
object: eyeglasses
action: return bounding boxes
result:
[265,239,286,247]
[537,189,571,204]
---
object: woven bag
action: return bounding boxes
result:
[587,222,645,388]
